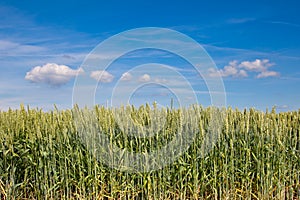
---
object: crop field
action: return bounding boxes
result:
[0,104,299,199]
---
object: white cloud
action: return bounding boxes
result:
[90,70,114,83]
[25,63,84,86]
[209,60,248,78]
[239,70,248,77]
[209,59,279,79]
[138,74,151,82]
[120,72,132,81]
[239,59,273,72]
[256,71,279,78]
[239,59,280,78]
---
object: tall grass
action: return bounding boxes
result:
[0,104,299,199]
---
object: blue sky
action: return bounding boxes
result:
[0,0,299,111]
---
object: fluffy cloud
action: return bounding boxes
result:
[209,60,248,78]
[209,59,279,78]
[90,70,114,83]
[138,74,151,82]
[256,70,279,78]
[25,63,84,86]
[240,59,273,72]
[239,59,280,78]
[120,72,132,81]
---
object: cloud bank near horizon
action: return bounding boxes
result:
[25,58,280,88]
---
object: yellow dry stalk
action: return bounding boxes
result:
[0,179,6,199]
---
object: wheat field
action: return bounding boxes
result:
[0,104,299,199]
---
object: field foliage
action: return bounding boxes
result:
[0,104,299,199]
